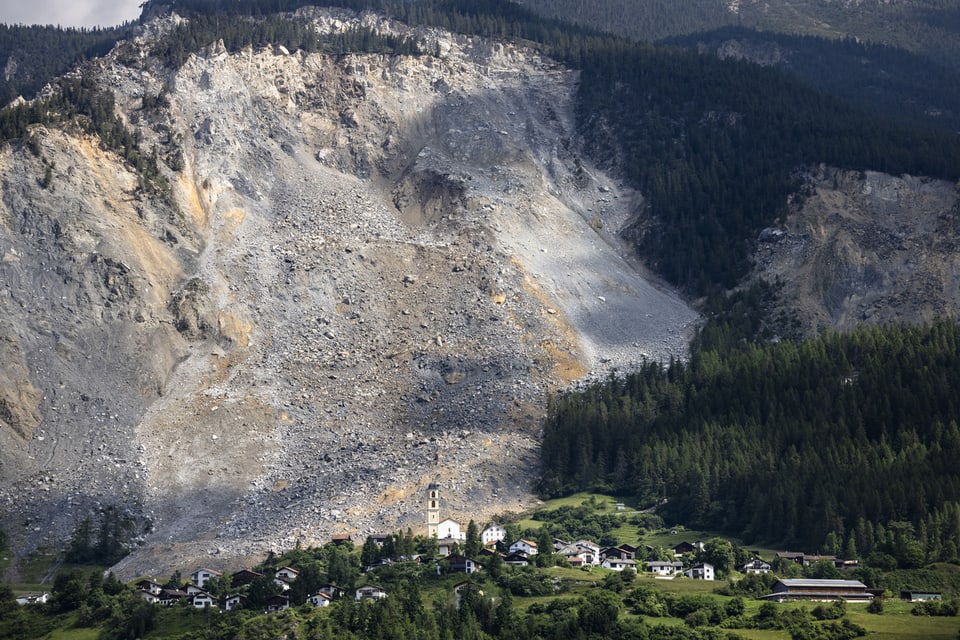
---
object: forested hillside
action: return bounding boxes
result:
[0,24,132,106]
[666,27,960,133]
[540,320,960,567]
[516,0,960,69]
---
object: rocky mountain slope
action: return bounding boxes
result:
[0,9,698,578]
[751,166,960,336]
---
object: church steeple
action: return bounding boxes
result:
[426,482,440,537]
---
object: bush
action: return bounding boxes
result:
[911,598,960,616]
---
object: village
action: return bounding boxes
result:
[47,484,932,615]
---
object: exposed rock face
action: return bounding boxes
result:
[0,10,698,578]
[752,166,960,335]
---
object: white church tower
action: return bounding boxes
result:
[426,482,440,538]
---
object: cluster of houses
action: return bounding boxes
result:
[11,488,941,610]
[134,566,361,614]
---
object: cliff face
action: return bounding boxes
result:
[751,166,960,336]
[0,10,698,577]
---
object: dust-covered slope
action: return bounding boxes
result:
[0,9,697,578]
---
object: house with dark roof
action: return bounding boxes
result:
[266,594,290,613]
[231,569,263,587]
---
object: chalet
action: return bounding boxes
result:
[317,585,345,600]
[437,537,460,557]
[190,568,222,589]
[15,592,49,605]
[185,584,210,596]
[552,538,571,552]
[139,591,161,604]
[558,543,598,566]
[503,551,530,567]
[231,569,263,587]
[481,524,507,545]
[509,539,539,556]
[274,566,300,582]
[307,592,332,607]
[266,594,290,613]
[225,594,248,611]
[273,577,293,591]
[446,554,482,574]
[478,547,501,560]
[355,585,388,600]
[602,558,638,572]
[136,579,163,595]
[647,560,683,577]
[330,534,352,546]
[601,546,635,561]
[438,519,465,540]
[672,541,702,557]
[575,540,602,555]
[761,579,873,603]
[160,589,188,605]
[617,543,639,556]
[190,591,217,608]
[685,562,714,581]
[901,590,943,602]
[741,558,772,574]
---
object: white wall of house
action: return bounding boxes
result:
[481,524,506,544]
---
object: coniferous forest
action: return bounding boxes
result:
[540,319,960,567]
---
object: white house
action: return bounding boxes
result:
[307,592,332,607]
[743,558,772,574]
[15,592,49,606]
[509,539,539,556]
[685,563,715,580]
[274,566,300,582]
[190,591,217,608]
[481,523,507,545]
[317,585,345,599]
[225,594,247,611]
[437,519,465,540]
[190,568,222,589]
[356,585,388,600]
[558,543,600,566]
[136,580,163,595]
[647,561,683,576]
[602,558,638,572]
[742,558,772,574]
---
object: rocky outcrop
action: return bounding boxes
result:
[752,166,960,335]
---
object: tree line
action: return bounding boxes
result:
[540,319,960,565]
